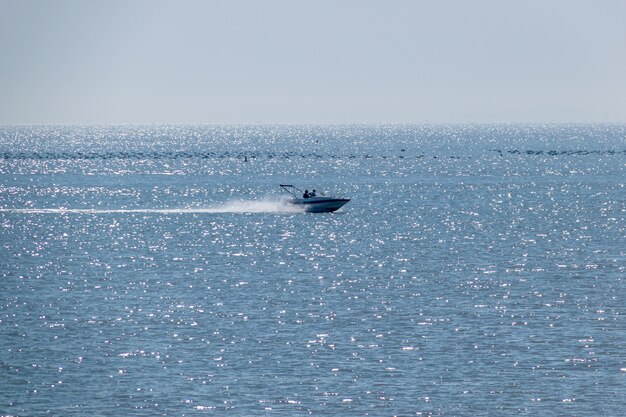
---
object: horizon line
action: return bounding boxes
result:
[2,121,626,127]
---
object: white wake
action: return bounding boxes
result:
[0,197,304,214]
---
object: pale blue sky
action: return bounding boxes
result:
[1,0,625,124]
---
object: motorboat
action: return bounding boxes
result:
[280,184,350,213]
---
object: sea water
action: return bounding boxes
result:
[1,124,625,416]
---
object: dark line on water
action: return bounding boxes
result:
[1,150,625,160]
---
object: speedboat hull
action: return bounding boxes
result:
[290,197,350,213]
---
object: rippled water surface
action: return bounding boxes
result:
[1,125,625,416]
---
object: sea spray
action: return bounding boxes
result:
[0,197,304,214]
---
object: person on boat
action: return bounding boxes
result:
[303,190,310,198]
[310,189,316,197]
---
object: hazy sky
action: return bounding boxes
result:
[1,0,625,124]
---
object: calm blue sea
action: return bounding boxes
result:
[1,124,625,416]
